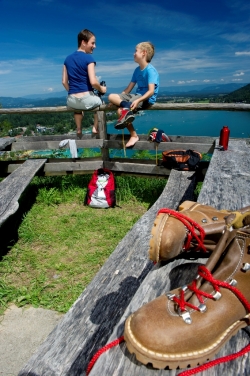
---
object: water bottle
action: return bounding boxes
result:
[98,81,106,97]
[219,126,230,150]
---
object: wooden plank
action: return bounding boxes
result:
[0,159,46,226]
[104,161,171,176]
[0,137,16,150]
[11,139,103,151]
[198,139,250,210]
[18,169,196,376]
[105,140,214,154]
[43,161,103,175]
[1,103,250,114]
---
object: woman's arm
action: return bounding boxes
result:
[62,65,69,91]
[88,63,107,94]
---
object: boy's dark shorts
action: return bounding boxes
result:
[118,93,151,110]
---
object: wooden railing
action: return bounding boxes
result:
[1,103,250,177]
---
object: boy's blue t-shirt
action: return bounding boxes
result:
[64,51,96,94]
[131,63,159,104]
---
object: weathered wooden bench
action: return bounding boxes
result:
[0,137,15,151]
[18,168,197,376]
[18,139,250,376]
[0,159,47,227]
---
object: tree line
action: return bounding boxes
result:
[0,111,118,137]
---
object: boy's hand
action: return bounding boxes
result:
[130,99,141,111]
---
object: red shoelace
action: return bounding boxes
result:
[157,208,207,252]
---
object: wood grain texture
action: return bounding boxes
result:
[0,137,15,150]
[11,139,104,151]
[0,159,46,226]
[43,161,103,175]
[198,139,250,210]
[18,169,196,376]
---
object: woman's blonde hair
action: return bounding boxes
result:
[136,42,155,62]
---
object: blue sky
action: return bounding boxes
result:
[1,0,250,97]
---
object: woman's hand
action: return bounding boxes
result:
[100,84,107,94]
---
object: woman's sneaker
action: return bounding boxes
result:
[115,109,135,129]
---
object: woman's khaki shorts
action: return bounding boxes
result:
[67,92,102,112]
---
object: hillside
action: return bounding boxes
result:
[211,83,250,103]
[0,83,247,108]
[224,83,250,103]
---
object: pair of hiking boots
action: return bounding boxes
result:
[124,201,250,372]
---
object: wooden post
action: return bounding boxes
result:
[97,110,110,163]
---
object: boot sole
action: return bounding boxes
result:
[115,115,135,129]
[124,313,250,369]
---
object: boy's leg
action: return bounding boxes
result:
[92,113,99,134]
[74,112,83,139]
[126,123,139,148]
[108,93,123,107]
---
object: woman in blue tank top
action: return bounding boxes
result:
[62,29,106,138]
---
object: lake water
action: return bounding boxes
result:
[107,110,250,138]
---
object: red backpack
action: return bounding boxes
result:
[85,168,116,208]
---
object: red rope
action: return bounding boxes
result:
[157,208,207,252]
[86,336,124,375]
[178,343,250,376]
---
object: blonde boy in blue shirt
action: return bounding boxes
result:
[108,42,159,148]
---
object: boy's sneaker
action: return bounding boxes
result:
[115,108,135,129]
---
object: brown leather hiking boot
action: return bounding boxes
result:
[125,227,250,370]
[149,201,250,262]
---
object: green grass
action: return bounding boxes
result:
[0,175,167,314]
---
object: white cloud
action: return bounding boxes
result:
[221,33,250,43]
[0,70,11,75]
[177,81,186,84]
[235,51,250,56]
[232,78,243,81]
[233,72,244,76]
[203,80,211,82]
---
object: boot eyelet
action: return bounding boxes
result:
[167,293,175,300]
[242,263,250,272]
[212,217,218,221]
[198,304,207,313]
[213,291,222,300]
[229,279,237,286]
[202,219,207,223]
[178,309,192,324]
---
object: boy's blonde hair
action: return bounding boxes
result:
[136,42,155,62]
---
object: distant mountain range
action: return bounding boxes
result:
[0,83,248,108]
